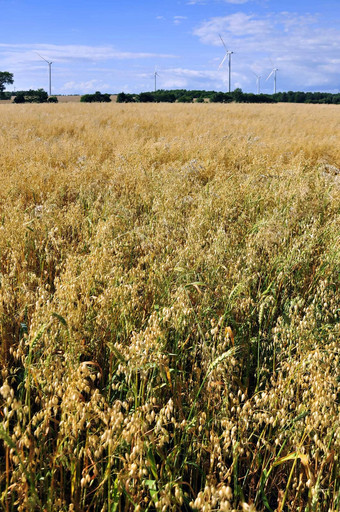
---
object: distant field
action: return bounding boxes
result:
[0,103,339,511]
[55,94,83,102]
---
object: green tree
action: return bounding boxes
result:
[13,92,25,103]
[93,91,111,102]
[13,89,48,103]
[177,95,192,103]
[0,71,14,97]
[153,91,176,103]
[138,92,155,102]
[210,92,232,103]
[232,88,243,102]
[294,91,306,103]
[117,92,136,103]
[80,91,111,103]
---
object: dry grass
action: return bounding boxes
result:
[55,95,83,103]
[0,102,339,511]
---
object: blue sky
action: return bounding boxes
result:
[1,0,340,94]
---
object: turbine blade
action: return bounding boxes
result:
[266,70,274,81]
[219,33,228,52]
[36,52,49,63]
[218,54,228,69]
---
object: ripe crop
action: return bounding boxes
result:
[0,103,339,511]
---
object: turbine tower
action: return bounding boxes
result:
[154,68,159,92]
[252,72,262,95]
[37,53,53,96]
[266,67,278,94]
[218,34,233,93]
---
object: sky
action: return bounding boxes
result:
[1,0,340,95]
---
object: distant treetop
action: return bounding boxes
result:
[116,88,340,105]
[80,91,111,103]
[0,71,14,98]
[13,89,49,103]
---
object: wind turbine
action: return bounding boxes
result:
[252,72,262,95]
[218,34,234,93]
[36,53,53,96]
[154,67,159,92]
[266,67,278,94]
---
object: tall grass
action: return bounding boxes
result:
[0,103,339,511]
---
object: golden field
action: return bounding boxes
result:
[0,103,339,511]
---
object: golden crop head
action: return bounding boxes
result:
[0,102,339,511]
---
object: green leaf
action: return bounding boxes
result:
[52,312,68,327]
[147,448,158,480]
[145,479,158,503]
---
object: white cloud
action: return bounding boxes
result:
[0,43,176,67]
[193,11,340,92]
[0,43,177,93]
[167,67,218,79]
[160,67,227,91]
[1,10,340,94]
[61,80,110,92]
[174,15,187,25]
[161,77,189,88]
[193,13,270,45]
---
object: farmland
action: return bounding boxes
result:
[0,102,339,511]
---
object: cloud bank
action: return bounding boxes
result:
[193,11,340,91]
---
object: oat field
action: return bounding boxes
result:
[0,103,339,512]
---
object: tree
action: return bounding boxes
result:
[30,89,48,102]
[13,89,48,103]
[294,91,306,103]
[117,92,136,103]
[13,93,25,103]
[153,91,176,103]
[232,88,243,102]
[177,95,192,103]
[0,71,14,97]
[80,91,111,103]
[93,91,111,102]
[80,94,91,103]
[138,92,155,102]
[210,92,232,103]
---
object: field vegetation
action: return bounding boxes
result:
[117,89,340,104]
[0,103,339,511]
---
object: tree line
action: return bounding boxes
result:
[3,69,340,104]
[117,88,340,104]
[12,89,58,103]
[0,72,58,102]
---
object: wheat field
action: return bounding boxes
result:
[0,103,339,511]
